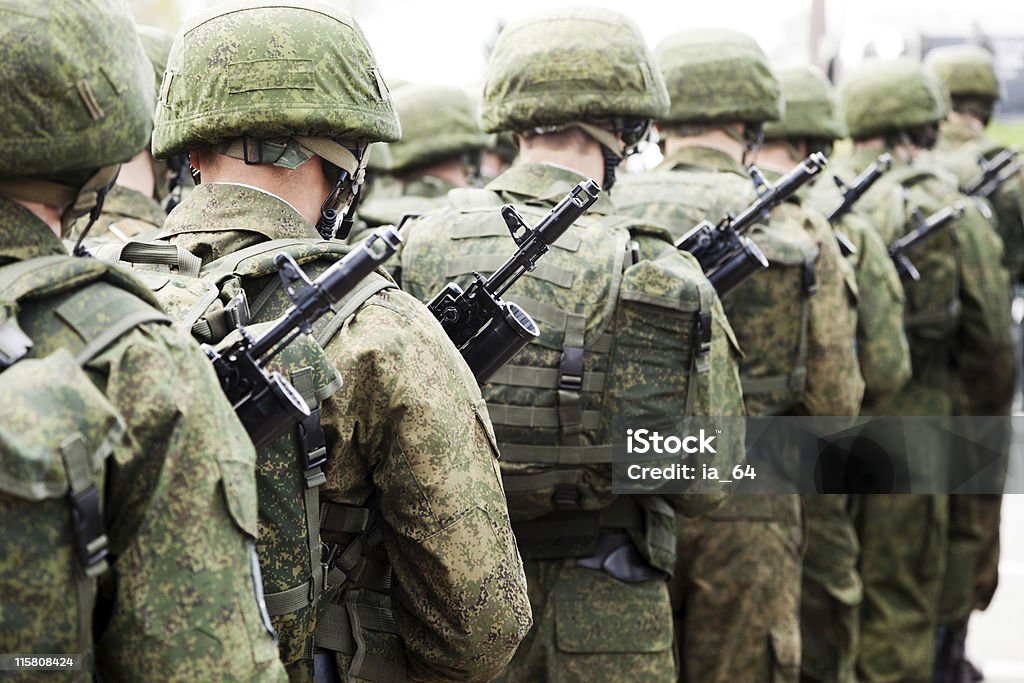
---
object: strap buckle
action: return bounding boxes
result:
[69,485,110,577]
[299,408,328,472]
[242,136,264,165]
[696,311,712,357]
[558,346,585,391]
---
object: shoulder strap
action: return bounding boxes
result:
[93,240,202,278]
[447,187,506,211]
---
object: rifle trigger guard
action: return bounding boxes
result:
[275,253,314,305]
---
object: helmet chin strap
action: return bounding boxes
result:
[575,122,625,191]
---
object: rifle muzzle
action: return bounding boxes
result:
[460,301,539,385]
[709,237,770,297]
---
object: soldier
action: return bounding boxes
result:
[819,59,1015,683]
[922,45,1019,682]
[72,25,174,246]
[357,83,493,230]
[0,0,286,680]
[148,1,532,680]
[615,28,863,683]
[399,7,747,681]
[761,64,913,683]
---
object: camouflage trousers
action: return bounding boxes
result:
[799,495,861,683]
[853,494,948,683]
[673,495,803,683]
[973,494,1002,611]
[938,495,986,628]
[493,557,675,683]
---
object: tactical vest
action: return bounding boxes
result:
[98,238,401,679]
[0,256,171,679]
[404,189,717,575]
[866,167,963,387]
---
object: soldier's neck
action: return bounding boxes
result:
[947,111,986,133]
[756,143,801,172]
[117,149,156,198]
[13,198,62,237]
[398,158,468,189]
[517,139,605,185]
[662,130,745,163]
[854,137,916,163]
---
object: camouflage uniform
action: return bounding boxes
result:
[823,59,1016,683]
[924,47,1019,644]
[150,3,531,680]
[767,65,912,683]
[616,29,863,683]
[0,1,285,679]
[401,9,747,682]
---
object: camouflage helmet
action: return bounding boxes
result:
[924,45,1001,101]
[480,6,669,135]
[840,59,949,139]
[0,0,155,180]
[152,0,401,159]
[656,28,782,125]
[764,65,847,141]
[374,83,493,173]
[136,25,174,98]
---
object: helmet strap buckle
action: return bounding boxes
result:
[242,136,264,165]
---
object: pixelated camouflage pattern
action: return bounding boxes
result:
[481,6,669,133]
[850,493,948,683]
[153,0,400,159]
[931,118,1024,280]
[826,146,1011,682]
[136,25,174,96]
[758,167,864,418]
[655,27,782,125]
[71,184,166,245]
[400,161,744,682]
[675,497,803,683]
[0,348,125,682]
[0,199,286,681]
[380,83,492,172]
[162,182,532,681]
[112,237,344,671]
[806,177,913,405]
[492,560,675,683]
[0,0,155,179]
[839,60,949,140]
[799,494,862,683]
[764,65,848,142]
[924,45,1001,101]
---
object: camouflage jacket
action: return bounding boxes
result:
[931,118,1024,282]
[617,145,864,418]
[72,184,166,244]
[0,198,286,682]
[400,162,748,525]
[356,175,457,231]
[160,182,532,682]
[826,147,1015,417]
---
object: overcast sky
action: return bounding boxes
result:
[174,0,1024,89]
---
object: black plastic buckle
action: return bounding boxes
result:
[69,485,109,575]
[696,311,712,357]
[558,346,585,391]
[242,136,263,165]
[298,408,328,471]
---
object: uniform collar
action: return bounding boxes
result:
[160,182,321,265]
[485,162,617,214]
[657,145,749,178]
[0,198,69,265]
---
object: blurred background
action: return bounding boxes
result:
[127,1,1024,680]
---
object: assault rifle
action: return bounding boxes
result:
[963,148,1020,199]
[428,179,601,384]
[888,202,965,283]
[675,152,829,296]
[827,153,894,256]
[206,227,401,450]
